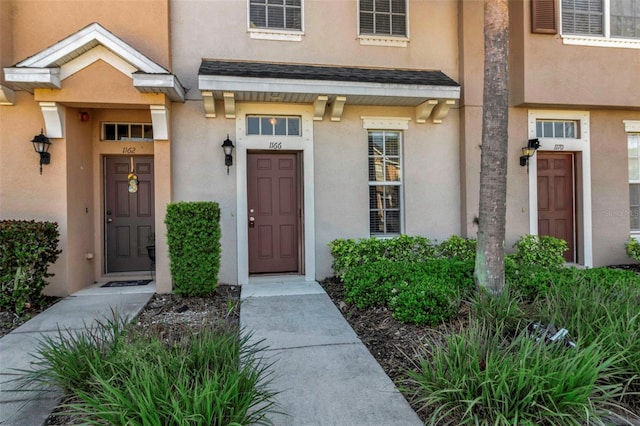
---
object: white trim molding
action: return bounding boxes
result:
[562,35,640,50]
[248,29,304,42]
[362,116,411,130]
[235,103,316,285]
[150,105,169,140]
[527,110,592,267]
[358,35,409,47]
[623,120,640,133]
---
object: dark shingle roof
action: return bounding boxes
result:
[199,60,459,87]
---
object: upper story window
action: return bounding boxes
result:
[249,0,302,31]
[102,123,154,142]
[359,0,407,37]
[247,115,301,136]
[561,0,640,46]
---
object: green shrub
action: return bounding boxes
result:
[389,277,460,326]
[509,234,568,268]
[328,235,438,278]
[165,202,221,296]
[406,321,626,425]
[625,237,640,262]
[0,220,62,313]
[505,263,558,301]
[343,259,473,325]
[438,235,476,261]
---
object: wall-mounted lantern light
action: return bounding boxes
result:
[221,134,235,175]
[519,138,541,171]
[31,129,51,174]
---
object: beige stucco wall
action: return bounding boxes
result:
[9,0,170,70]
[171,0,459,100]
[510,1,640,109]
[0,92,70,296]
[170,100,238,286]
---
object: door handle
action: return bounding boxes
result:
[249,217,255,228]
[106,218,113,223]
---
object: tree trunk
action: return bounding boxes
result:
[474,0,510,296]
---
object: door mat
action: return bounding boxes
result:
[101,280,152,288]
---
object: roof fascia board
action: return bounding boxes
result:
[198,75,461,100]
[4,67,61,88]
[134,73,186,102]
[16,23,167,74]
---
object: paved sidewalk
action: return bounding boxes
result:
[241,277,422,426]
[0,284,154,426]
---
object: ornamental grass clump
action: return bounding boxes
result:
[22,313,276,426]
[406,321,627,425]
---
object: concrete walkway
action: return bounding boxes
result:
[0,283,154,426]
[0,278,421,426]
[241,277,422,426]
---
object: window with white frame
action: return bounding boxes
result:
[102,123,154,141]
[628,132,640,231]
[536,119,580,138]
[562,0,640,39]
[359,0,407,37]
[249,0,302,31]
[368,131,402,236]
[247,115,301,136]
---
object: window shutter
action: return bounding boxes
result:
[531,0,557,34]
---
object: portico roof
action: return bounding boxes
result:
[3,22,185,102]
[198,59,460,123]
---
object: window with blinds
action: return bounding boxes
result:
[629,133,640,230]
[359,0,407,37]
[368,131,402,236]
[249,0,302,31]
[561,0,640,39]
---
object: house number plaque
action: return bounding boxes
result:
[554,144,565,151]
[122,147,136,154]
[268,142,282,150]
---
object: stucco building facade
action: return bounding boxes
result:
[1,0,638,295]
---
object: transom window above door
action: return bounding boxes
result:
[102,123,154,142]
[249,0,302,31]
[247,116,301,136]
[535,120,579,138]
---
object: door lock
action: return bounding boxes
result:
[249,217,255,228]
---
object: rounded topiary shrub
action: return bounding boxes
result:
[165,202,221,296]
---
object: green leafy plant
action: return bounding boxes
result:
[0,220,62,313]
[389,276,460,326]
[508,234,568,268]
[23,313,277,426]
[165,202,221,296]
[406,321,626,425]
[328,235,438,278]
[625,238,640,262]
[438,235,477,261]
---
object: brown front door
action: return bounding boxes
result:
[105,156,155,272]
[248,152,301,274]
[537,152,575,262]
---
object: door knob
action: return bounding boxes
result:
[106,218,113,223]
[249,217,255,228]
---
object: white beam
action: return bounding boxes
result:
[202,91,216,118]
[431,99,455,124]
[415,99,438,123]
[150,105,169,140]
[330,96,346,122]
[39,102,65,138]
[223,92,235,119]
[0,85,15,105]
[313,95,328,121]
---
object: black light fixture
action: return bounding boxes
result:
[221,134,235,175]
[519,138,541,171]
[31,129,51,174]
